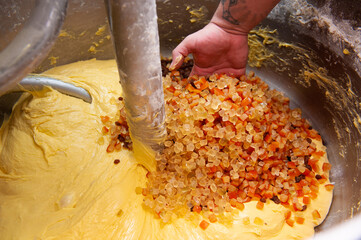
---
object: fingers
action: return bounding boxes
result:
[213,67,246,78]
[169,43,188,71]
[190,66,246,78]
[169,54,184,71]
[169,36,195,71]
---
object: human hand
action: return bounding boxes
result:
[169,23,248,77]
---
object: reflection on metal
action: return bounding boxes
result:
[0,0,68,96]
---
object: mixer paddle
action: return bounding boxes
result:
[10,75,92,103]
[104,0,166,171]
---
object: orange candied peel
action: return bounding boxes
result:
[312,210,321,219]
[322,162,332,172]
[199,220,210,230]
[284,210,292,220]
[325,184,334,191]
[295,216,305,224]
[256,201,264,210]
[286,219,295,227]
[209,213,218,223]
[100,115,110,123]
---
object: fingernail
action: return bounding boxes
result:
[169,55,182,71]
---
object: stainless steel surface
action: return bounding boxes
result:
[0,0,361,238]
[0,0,68,96]
[10,75,92,103]
[104,0,166,155]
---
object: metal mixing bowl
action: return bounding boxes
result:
[0,0,360,239]
[0,0,68,95]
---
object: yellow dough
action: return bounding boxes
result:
[0,59,333,240]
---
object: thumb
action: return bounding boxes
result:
[169,37,194,71]
[169,53,184,71]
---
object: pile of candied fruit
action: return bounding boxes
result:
[100,97,133,152]
[102,59,333,229]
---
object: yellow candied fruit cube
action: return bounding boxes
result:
[254,217,264,225]
[135,187,142,195]
[243,217,250,225]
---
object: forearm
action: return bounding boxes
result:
[211,0,280,35]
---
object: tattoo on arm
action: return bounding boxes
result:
[221,0,240,25]
[221,0,265,27]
